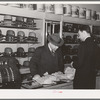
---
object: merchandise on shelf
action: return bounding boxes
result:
[63,23,73,32]
[27,31,38,42]
[17,31,25,42]
[73,35,79,44]
[79,7,86,19]
[72,24,79,33]
[27,47,35,57]
[15,16,25,27]
[26,18,34,28]
[23,4,34,10]
[91,10,97,20]
[3,47,13,57]
[2,15,14,26]
[63,4,72,16]
[86,9,91,20]
[6,30,15,42]
[33,4,45,12]
[54,4,63,15]
[72,5,79,18]
[16,47,27,57]
[23,61,30,68]
[45,4,54,13]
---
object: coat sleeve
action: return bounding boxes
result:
[95,46,100,70]
[73,57,79,69]
[58,48,64,72]
[29,47,41,77]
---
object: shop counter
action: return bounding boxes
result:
[21,81,73,89]
[41,81,73,89]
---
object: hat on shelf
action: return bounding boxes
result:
[27,32,38,42]
[4,15,12,21]
[3,15,13,26]
[17,31,25,42]
[47,33,64,47]
[15,16,24,27]
[6,30,15,42]
[16,16,24,22]
[27,47,35,57]
[16,47,26,57]
[23,61,30,68]
[4,47,13,56]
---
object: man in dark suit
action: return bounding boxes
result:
[30,33,64,77]
[72,25,100,89]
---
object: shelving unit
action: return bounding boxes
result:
[0,4,100,75]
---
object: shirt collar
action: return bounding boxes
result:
[48,43,52,52]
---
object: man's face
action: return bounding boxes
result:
[50,42,58,52]
[77,30,85,41]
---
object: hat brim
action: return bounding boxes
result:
[48,35,64,47]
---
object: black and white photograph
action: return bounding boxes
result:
[0,0,100,99]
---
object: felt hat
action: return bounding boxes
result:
[48,33,64,46]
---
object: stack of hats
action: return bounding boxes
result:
[73,35,78,44]
[6,30,15,42]
[63,23,73,32]
[27,47,35,57]
[16,47,26,57]
[14,16,25,27]
[72,24,79,33]
[23,61,30,68]
[17,31,26,42]
[27,32,38,42]
[3,15,13,26]
[3,47,13,57]
[26,18,35,28]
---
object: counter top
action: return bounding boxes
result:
[21,74,100,89]
[21,81,73,89]
[41,81,73,89]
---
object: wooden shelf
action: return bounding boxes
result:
[0,5,100,26]
[0,25,39,30]
[45,12,61,21]
[0,5,45,19]
[63,16,100,26]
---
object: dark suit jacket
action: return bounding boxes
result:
[73,37,100,89]
[29,44,64,76]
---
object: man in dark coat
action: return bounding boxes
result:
[30,33,64,77]
[72,25,100,89]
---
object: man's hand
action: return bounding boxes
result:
[70,61,73,68]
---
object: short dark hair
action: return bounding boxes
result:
[78,25,91,34]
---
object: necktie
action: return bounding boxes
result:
[51,51,55,56]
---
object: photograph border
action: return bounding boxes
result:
[0,0,99,99]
